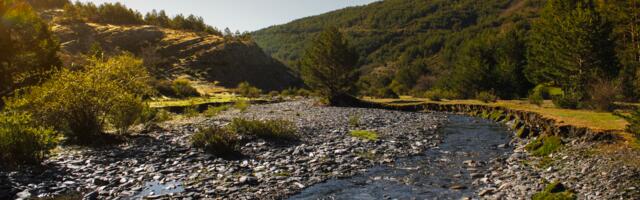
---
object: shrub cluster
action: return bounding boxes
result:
[551,93,581,109]
[137,105,172,125]
[192,118,298,157]
[234,100,250,112]
[191,127,238,157]
[203,105,231,117]
[586,79,621,111]
[528,84,548,106]
[236,82,262,98]
[476,91,498,103]
[172,79,200,98]
[228,118,298,141]
[5,54,152,143]
[0,112,59,167]
[348,114,361,127]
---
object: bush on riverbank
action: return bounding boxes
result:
[236,82,262,98]
[348,114,361,127]
[172,78,200,98]
[0,112,59,167]
[191,127,239,157]
[476,91,498,103]
[532,182,576,200]
[228,118,298,141]
[234,100,250,112]
[5,54,153,144]
[203,105,231,117]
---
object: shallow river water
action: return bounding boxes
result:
[289,115,513,200]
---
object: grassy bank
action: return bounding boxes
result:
[148,94,258,108]
[367,97,628,132]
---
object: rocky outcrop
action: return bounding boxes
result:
[51,21,301,91]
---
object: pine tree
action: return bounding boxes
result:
[526,0,618,102]
[300,27,359,105]
[603,0,640,100]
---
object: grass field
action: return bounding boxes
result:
[366,97,628,132]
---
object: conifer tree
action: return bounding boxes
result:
[526,0,617,101]
[300,27,359,105]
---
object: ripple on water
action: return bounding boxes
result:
[288,115,513,200]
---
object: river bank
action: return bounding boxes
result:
[377,100,640,199]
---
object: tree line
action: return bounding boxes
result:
[30,0,226,35]
[254,0,640,109]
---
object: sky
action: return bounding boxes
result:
[77,0,379,32]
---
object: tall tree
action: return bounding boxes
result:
[526,0,618,101]
[0,0,61,102]
[602,0,640,100]
[300,27,359,105]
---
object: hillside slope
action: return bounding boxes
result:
[253,0,542,94]
[50,13,300,91]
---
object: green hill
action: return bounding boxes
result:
[253,0,544,97]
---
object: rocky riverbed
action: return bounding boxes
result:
[2,100,638,199]
[1,100,446,199]
[478,134,640,199]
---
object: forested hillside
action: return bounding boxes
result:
[253,0,640,104]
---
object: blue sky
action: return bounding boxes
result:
[78,0,378,31]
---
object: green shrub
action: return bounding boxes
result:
[350,130,378,141]
[138,106,172,125]
[172,78,200,98]
[153,79,177,97]
[532,182,576,200]
[109,94,144,134]
[586,79,620,111]
[476,91,498,103]
[236,82,262,98]
[280,88,297,96]
[376,87,399,99]
[268,91,280,97]
[552,93,581,109]
[526,135,563,157]
[5,54,152,143]
[528,85,547,106]
[228,118,298,141]
[296,88,312,97]
[184,106,200,118]
[0,112,59,166]
[191,127,239,157]
[234,100,250,112]
[348,114,361,127]
[528,91,544,106]
[203,105,230,117]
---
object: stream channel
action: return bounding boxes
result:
[289,114,513,199]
